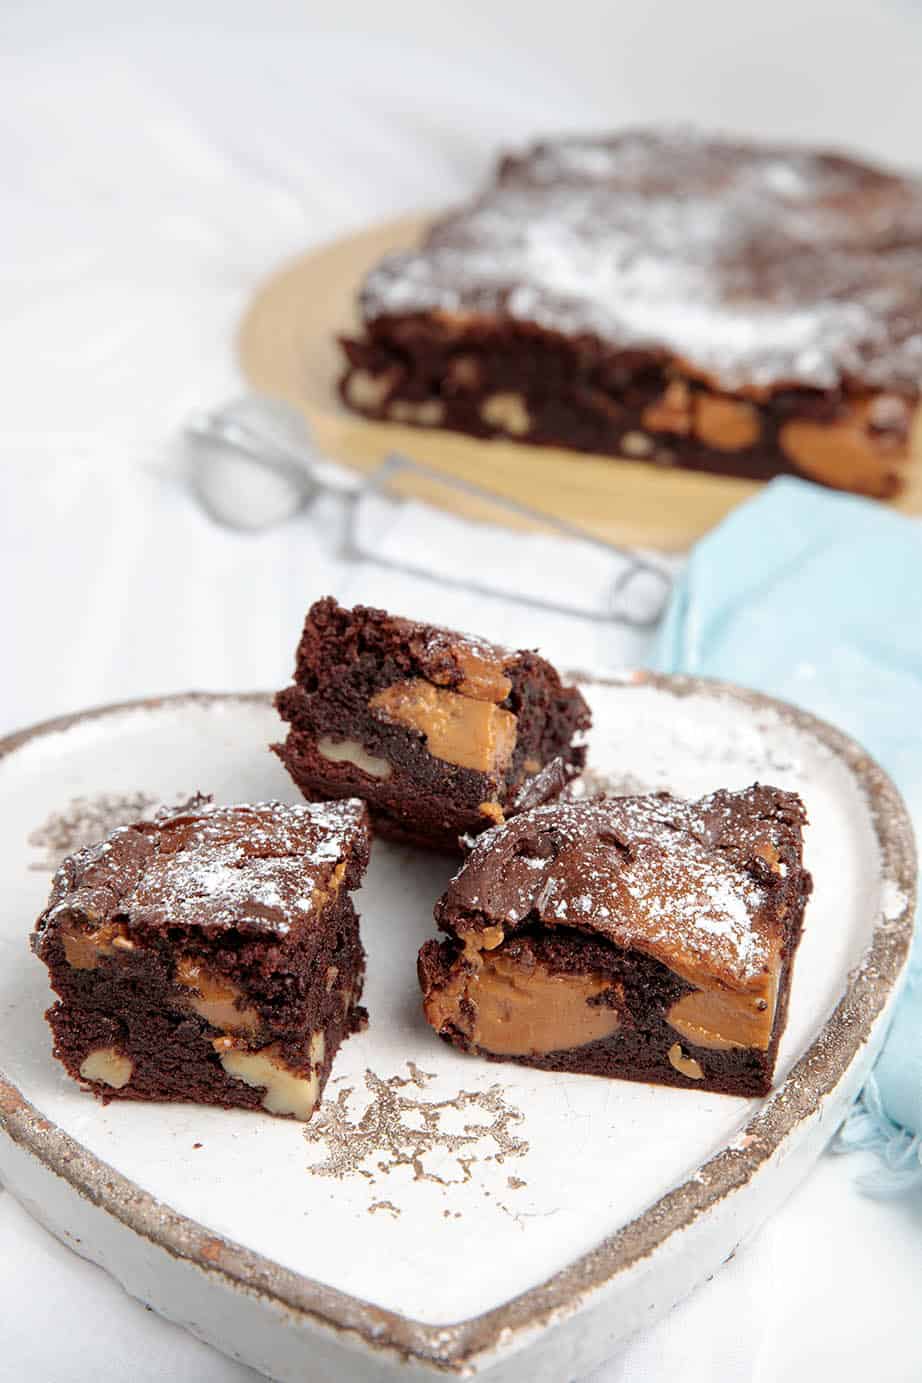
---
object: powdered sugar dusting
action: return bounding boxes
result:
[40,798,369,939]
[451,787,801,988]
[621,837,766,980]
[28,791,159,870]
[424,628,504,666]
[362,130,922,392]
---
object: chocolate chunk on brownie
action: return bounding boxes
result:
[32,797,371,1121]
[340,129,922,498]
[274,597,591,852]
[418,786,811,1096]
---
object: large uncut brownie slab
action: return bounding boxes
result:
[340,130,922,498]
[32,798,370,1122]
[274,597,591,852]
[418,787,811,1097]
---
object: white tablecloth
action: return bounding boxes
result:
[3,4,922,1379]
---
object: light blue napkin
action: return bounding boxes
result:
[649,477,922,1193]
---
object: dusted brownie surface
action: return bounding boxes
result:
[32,797,371,1121]
[274,597,591,851]
[341,130,921,497]
[419,786,812,1096]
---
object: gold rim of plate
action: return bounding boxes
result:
[0,682,916,1371]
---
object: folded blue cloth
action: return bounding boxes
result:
[650,477,921,1191]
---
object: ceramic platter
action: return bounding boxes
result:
[236,214,922,552]
[0,678,915,1382]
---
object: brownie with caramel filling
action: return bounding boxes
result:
[340,130,921,498]
[274,597,591,852]
[418,786,811,1096]
[31,797,370,1121]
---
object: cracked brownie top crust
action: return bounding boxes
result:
[436,786,809,993]
[419,785,812,1096]
[360,130,922,396]
[33,796,371,951]
[342,129,921,497]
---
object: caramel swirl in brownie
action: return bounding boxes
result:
[32,797,371,1121]
[275,598,590,851]
[440,788,807,995]
[415,627,512,702]
[420,786,811,1096]
[666,971,779,1051]
[61,918,132,969]
[174,954,260,1035]
[369,679,517,774]
[424,950,622,1056]
[420,631,512,703]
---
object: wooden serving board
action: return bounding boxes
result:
[237,214,922,552]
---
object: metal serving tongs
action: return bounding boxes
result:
[183,395,674,629]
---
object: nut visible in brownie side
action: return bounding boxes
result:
[339,130,921,497]
[418,786,812,1097]
[31,798,371,1120]
[273,597,591,851]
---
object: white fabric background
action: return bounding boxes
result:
[2,3,922,1379]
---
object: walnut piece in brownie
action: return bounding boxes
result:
[341,129,922,498]
[418,787,811,1097]
[31,798,371,1121]
[274,598,591,852]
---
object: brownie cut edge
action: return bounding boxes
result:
[418,785,812,1097]
[273,596,591,851]
[31,796,371,1121]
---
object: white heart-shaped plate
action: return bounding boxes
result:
[0,676,914,1382]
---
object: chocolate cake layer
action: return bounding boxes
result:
[32,797,371,1121]
[418,787,811,1096]
[340,130,922,498]
[274,597,591,851]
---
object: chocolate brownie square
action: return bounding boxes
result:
[274,597,591,851]
[32,797,370,1121]
[418,786,811,1096]
[340,130,921,498]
